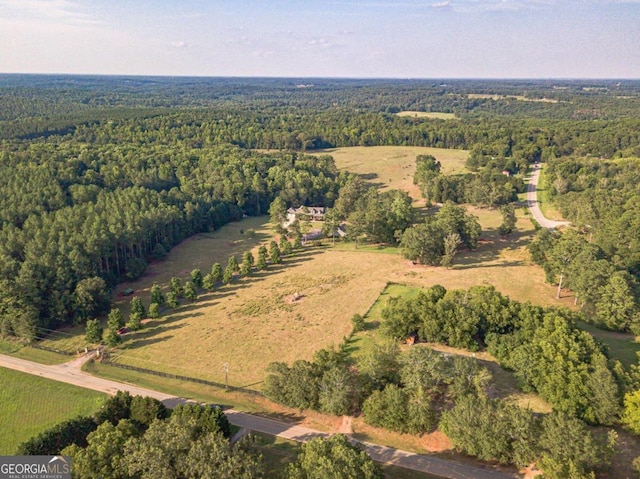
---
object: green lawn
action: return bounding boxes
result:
[0,339,75,365]
[83,359,265,413]
[314,145,469,204]
[0,367,106,454]
[577,321,640,369]
[348,283,421,358]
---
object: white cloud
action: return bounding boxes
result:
[170,41,188,49]
[446,0,559,12]
[0,0,98,25]
[431,1,452,8]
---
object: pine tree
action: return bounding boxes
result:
[190,269,203,288]
[257,246,268,270]
[150,284,165,306]
[107,308,125,330]
[85,319,103,344]
[210,263,223,283]
[202,273,216,291]
[227,255,239,273]
[130,297,146,318]
[166,292,179,309]
[170,277,184,298]
[128,311,142,331]
[270,241,282,264]
[222,265,234,284]
[280,236,293,255]
[148,303,160,319]
[105,327,121,347]
[184,281,198,301]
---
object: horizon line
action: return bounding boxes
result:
[1,72,639,82]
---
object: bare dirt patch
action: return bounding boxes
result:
[422,430,452,453]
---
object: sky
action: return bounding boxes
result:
[1,0,639,78]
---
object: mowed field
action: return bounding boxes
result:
[313,145,469,202]
[0,367,105,454]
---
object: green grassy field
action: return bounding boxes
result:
[0,367,106,454]
[395,111,457,120]
[577,321,640,369]
[0,339,77,365]
[313,145,469,203]
[468,93,559,103]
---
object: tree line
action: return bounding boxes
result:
[0,142,345,341]
[90,236,295,348]
[380,284,628,426]
[18,389,385,479]
[529,227,640,333]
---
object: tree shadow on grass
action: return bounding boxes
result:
[453,247,501,268]
[236,380,264,389]
[123,333,175,350]
[493,228,534,251]
[173,301,220,314]
[452,259,525,271]
[151,311,204,326]
[364,320,380,332]
[452,228,532,270]
[257,410,306,425]
[129,322,188,341]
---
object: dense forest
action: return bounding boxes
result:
[2,75,640,341]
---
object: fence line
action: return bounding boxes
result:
[29,343,75,356]
[101,358,263,397]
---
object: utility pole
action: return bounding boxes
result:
[223,363,229,389]
[556,273,563,299]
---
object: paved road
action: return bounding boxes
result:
[0,353,517,479]
[527,163,570,229]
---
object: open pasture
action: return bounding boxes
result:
[467,93,559,103]
[313,146,469,201]
[395,111,457,120]
[0,367,105,454]
[111,216,275,318]
[105,208,573,390]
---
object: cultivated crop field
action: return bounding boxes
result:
[0,367,105,454]
[314,146,469,202]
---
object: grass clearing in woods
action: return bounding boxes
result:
[395,111,458,120]
[313,145,469,202]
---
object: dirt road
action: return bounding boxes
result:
[0,352,517,479]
